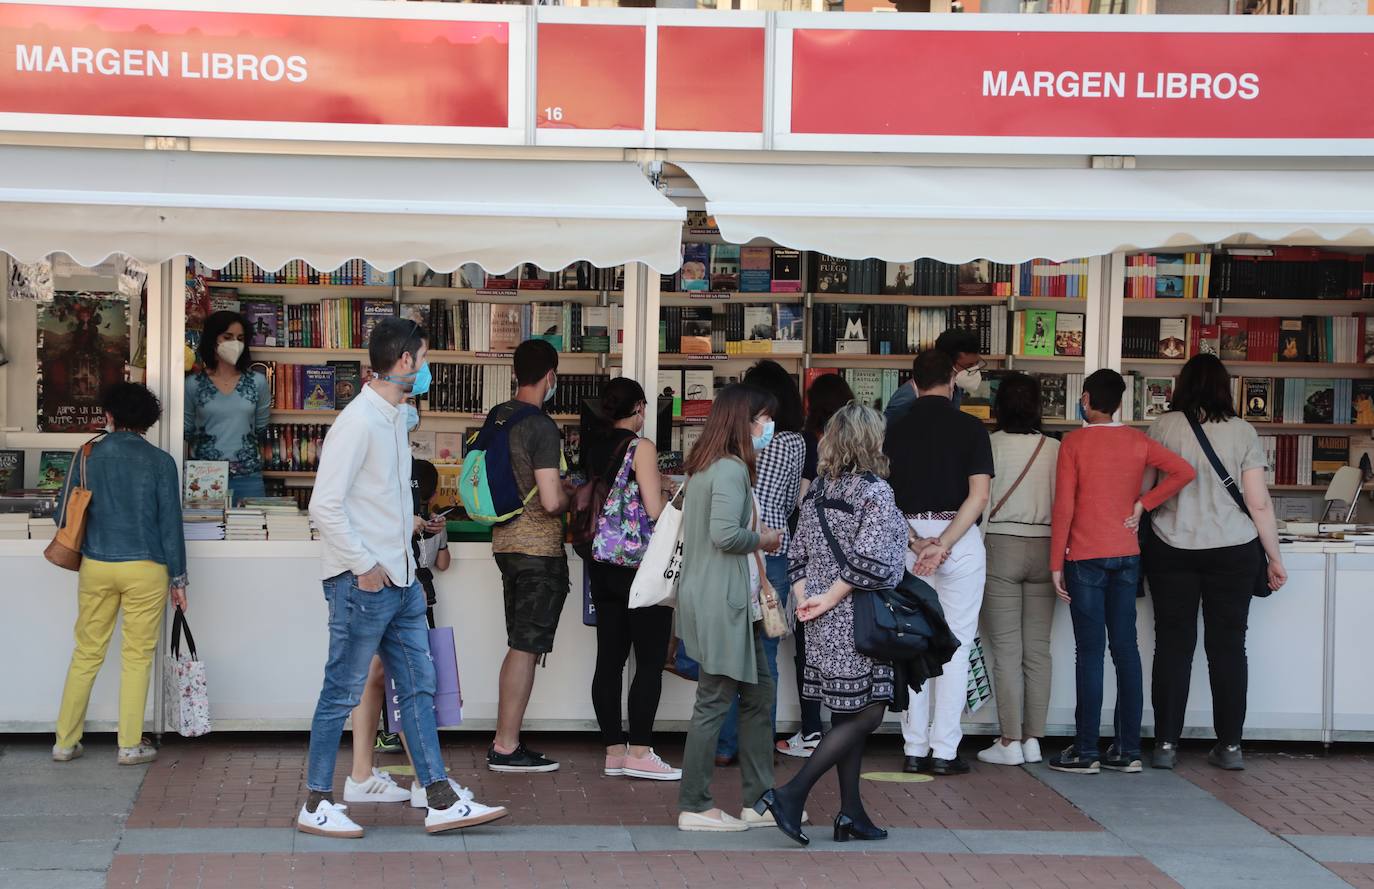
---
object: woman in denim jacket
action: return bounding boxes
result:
[53,383,188,767]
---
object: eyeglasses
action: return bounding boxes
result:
[959,358,988,373]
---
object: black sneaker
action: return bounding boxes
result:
[903,754,933,774]
[1152,742,1178,770]
[1207,743,1245,771]
[373,732,402,755]
[487,743,560,773]
[930,755,971,776]
[1102,746,1143,773]
[1048,746,1100,775]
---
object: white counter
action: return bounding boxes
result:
[0,540,1358,742]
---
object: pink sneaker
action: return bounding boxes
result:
[604,752,627,777]
[623,749,682,781]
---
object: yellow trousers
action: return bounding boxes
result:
[56,558,168,749]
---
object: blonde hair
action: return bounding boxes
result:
[817,402,889,480]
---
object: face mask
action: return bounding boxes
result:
[543,377,557,404]
[955,367,982,394]
[1078,400,1090,422]
[216,339,244,365]
[409,362,431,398]
[752,419,775,451]
[404,403,420,432]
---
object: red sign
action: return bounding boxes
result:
[537,23,643,131]
[0,3,510,128]
[657,26,764,133]
[790,28,1374,140]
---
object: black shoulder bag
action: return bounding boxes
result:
[1185,416,1273,598]
[811,478,943,660]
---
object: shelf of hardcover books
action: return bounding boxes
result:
[1121,248,1374,494]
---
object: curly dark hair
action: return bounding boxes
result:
[101,382,162,432]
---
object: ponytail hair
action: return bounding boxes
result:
[598,377,647,424]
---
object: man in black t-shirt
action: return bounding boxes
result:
[882,350,993,778]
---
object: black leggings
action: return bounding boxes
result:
[588,561,674,747]
[774,702,885,822]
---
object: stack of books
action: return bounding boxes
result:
[183,503,226,541]
[0,513,30,539]
[265,513,312,541]
[28,517,57,540]
[225,508,267,541]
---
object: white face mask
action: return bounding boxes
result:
[216,339,245,365]
[955,367,982,394]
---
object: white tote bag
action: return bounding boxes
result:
[629,483,685,609]
[163,608,211,738]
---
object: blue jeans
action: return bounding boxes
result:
[306,572,448,791]
[229,472,265,506]
[1065,556,1143,760]
[717,554,788,758]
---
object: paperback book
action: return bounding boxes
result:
[183,460,230,505]
[710,245,740,292]
[0,450,23,491]
[37,450,73,490]
[303,365,336,411]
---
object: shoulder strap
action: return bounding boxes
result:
[988,435,1046,522]
[812,480,887,587]
[602,435,635,485]
[1186,416,1252,519]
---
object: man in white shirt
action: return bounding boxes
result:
[298,317,507,838]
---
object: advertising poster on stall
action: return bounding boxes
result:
[36,292,130,432]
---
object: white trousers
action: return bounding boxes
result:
[900,518,987,760]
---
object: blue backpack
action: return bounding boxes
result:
[458,404,542,526]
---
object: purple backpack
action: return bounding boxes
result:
[592,439,655,566]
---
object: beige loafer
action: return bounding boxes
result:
[678,809,749,832]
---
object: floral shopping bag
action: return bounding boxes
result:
[162,608,211,737]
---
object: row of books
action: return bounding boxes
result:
[219,294,394,351]
[1121,315,1374,364]
[719,303,805,355]
[263,362,362,412]
[1011,310,1086,358]
[262,424,329,472]
[1259,434,1351,487]
[423,365,608,417]
[1210,249,1368,301]
[412,262,625,293]
[0,449,74,492]
[416,300,621,355]
[192,258,396,287]
[1229,377,1374,426]
[809,304,1009,357]
[1125,252,1214,300]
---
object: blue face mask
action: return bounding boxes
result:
[409,362,431,398]
[543,377,556,404]
[404,403,420,432]
[1078,400,1090,422]
[752,419,775,451]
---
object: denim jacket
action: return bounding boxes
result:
[56,432,188,587]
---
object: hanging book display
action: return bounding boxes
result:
[36,292,130,432]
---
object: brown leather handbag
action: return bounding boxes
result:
[44,436,101,571]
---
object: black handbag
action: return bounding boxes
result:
[1185,416,1273,598]
[811,480,944,660]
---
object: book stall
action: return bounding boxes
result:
[1,0,1373,743]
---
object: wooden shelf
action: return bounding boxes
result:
[1270,484,1327,491]
[1012,296,1087,306]
[254,347,367,357]
[262,471,317,478]
[811,293,1010,306]
[1122,358,1372,371]
[1009,354,1086,363]
[661,292,805,303]
[270,410,340,419]
[1125,297,1374,306]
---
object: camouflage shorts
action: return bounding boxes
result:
[494,553,570,655]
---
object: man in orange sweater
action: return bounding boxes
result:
[1049,369,1194,775]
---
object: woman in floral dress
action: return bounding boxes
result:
[755,402,907,846]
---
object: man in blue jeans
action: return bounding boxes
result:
[1048,370,1194,775]
[299,318,507,837]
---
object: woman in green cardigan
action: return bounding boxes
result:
[676,384,785,832]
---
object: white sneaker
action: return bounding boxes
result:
[343,768,411,804]
[739,806,810,828]
[410,777,476,809]
[117,742,157,766]
[52,742,83,762]
[678,809,748,832]
[1022,738,1043,764]
[775,731,821,759]
[424,799,509,834]
[296,801,364,838]
[977,740,1026,766]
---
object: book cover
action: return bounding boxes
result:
[1219,317,1248,361]
[488,304,523,353]
[683,369,714,404]
[1278,318,1306,362]
[812,255,850,294]
[1312,436,1350,485]
[657,369,683,417]
[742,305,773,352]
[303,366,336,411]
[36,450,74,490]
[774,304,805,354]
[680,308,714,354]
[410,430,436,461]
[1154,254,1186,298]
[770,248,802,293]
[1353,380,1374,425]
[710,245,741,292]
[836,305,871,355]
[1022,310,1056,357]
[1195,322,1221,357]
[1143,376,1175,419]
[581,306,610,353]
[957,260,994,296]
[680,244,711,292]
[1243,377,1275,423]
[0,449,24,491]
[433,432,463,465]
[401,303,430,331]
[739,246,772,293]
[517,263,552,290]
[241,299,282,347]
[361,301,395,349]
[483,270,518,291]
[1054,313,1085,357]
[847,369,883,412]
[183,460,229,504]
[883,261,915,296]
[531,304,564,352]
[1158,317,1188,360]
[1038,373,1067,420]
[327,360,361,410]
[1304,379,1336,425]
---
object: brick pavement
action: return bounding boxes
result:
[1327,864,1374,889]
[125,734,1097,832]
[1175,746,1374,836]
[105,851,1183,889]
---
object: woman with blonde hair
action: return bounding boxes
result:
[756,402,907,846]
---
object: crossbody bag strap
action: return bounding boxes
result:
[988,435,1047,522]
[1185,416,1252,520]
[56,433,104,530]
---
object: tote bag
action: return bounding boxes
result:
[163,608,211,738]
[628,483,685,610]
[385,626,463,731]
[44,434,103,571]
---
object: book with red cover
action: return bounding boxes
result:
[1189,320,1220,358]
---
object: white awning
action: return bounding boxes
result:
[0,147,686,273]
[681,163,1374,263]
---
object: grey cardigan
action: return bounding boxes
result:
[676,457,762,684]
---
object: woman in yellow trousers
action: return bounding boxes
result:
[53,383,189,766]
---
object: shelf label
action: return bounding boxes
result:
[688,291,734,301]
[682,353,727,361]
[474,351,514,359]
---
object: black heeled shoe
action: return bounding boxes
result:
[834,814,888,842]
[756,789,809,846]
